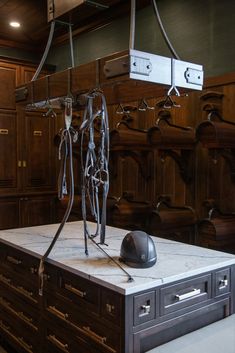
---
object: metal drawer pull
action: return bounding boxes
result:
[106,303,115,313]
[17,337,33,352]
[0,296,10,307]
[175,288,201,301]
[0,320,10,331]
[18,311,33,323]
[6,255,22,265]
[30,266,37,274]
[64,283,86,298]
[48,334,69,352]
[0,274,11,284]
[219,279,228,289]
[141,304,151,314]
[17,286,33,298]
[48,305,69,320]
[82,326,107,344]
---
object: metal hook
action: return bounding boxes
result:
[116,103,125,115]
[163,58,181,109]
[163,95,180,109]
[138,98,155,111]
[42,99,57,118]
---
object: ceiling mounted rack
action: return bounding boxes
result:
[15,0,204,106]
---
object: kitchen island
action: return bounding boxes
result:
[0,221,234,353]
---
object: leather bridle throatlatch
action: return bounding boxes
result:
[80,89,110,255]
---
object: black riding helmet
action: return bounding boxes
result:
[120,230,157,268]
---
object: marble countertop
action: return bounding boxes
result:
[0,221,234,295]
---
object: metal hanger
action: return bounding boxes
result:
[138,98,155,111]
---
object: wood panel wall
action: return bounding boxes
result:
[56,73,235,253]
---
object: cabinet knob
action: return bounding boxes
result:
[18,161,22,168]
[23,161,27,168]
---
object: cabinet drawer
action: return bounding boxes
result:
[0,243,40,281]
[133,291,156,326]
[0,271,38,305]
[44,316,119,353]
[44,322,76,353]
[0,313,39,353]
[44,324,102,353]
[75,320,120,353]
[45,294,120,353]
[0,288,39,332]
[215,268,230,297]
[58,270,100,314]
[160,274,211,316]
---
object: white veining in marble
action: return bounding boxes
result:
[0,221,235,295]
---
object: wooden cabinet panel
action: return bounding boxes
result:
[23,110,56,191]
[0,195,55,230]
[19,65,49,84]
[0,111,18,191]
[0,60,57,231]
[0,64,18,109]
[0,199,19,230]
[21,196,55,227]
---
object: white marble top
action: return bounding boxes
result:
[0,221,234,295]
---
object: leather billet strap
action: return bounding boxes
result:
[38,98,76,296]
[80,89,109,254]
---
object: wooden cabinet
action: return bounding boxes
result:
[18,108,56,192]
[0,62,20,110]
[0,195,55,230]
[0,198,20,230]
[0,237,234,353]
[0,59,57,230]
[0,110,19,191]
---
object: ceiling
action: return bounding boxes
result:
[0,0,151,53]
[0,0,49,51]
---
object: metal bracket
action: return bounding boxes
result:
[185,68,203,86]
[130,55,152,76]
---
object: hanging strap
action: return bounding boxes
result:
[38,98,76,296]
[129,0,180,60]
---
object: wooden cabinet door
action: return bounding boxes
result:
[20,195,55,227]
[0,198,20,230]
[21,109,56,191]
[0,62,19,110]
[0,110,19,192]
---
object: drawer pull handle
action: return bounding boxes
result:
[48,334,69,352]
[64,284,86,298]
[219,279,228,289]
[48,305,69,320]
[141,304,151,314]
[0,274,11,284]
[0,320,10,332]
[17,337,33,352]
[106,303,115,314]
[6,256,22,265]
[18,311,33,324]
[175,288,201,301]
[30,266,37,274]
[0,296,10,307]
[17,286,33,298]
[82,326,107,344]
